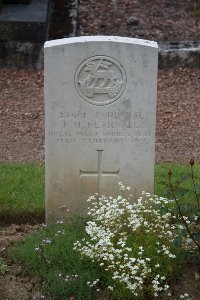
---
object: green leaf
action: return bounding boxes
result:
[179,174,191,182]
[193,232,200,242]
[173,236,182,248]
[177,188,190,197]
[158,181,168,187]
[194,183,200,192]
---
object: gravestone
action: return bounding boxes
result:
[45,36,158,223]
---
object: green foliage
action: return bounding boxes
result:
[0,163,44,216]
[156,161,200,253]
[155,163,200,215]
[155,163,200,195]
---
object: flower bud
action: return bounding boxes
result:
[190,158,195,166]
[168,169,172,177]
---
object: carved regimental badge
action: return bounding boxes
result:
[75,56,126,105]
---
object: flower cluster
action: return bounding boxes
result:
[34,229,65,254]
[57,272,79,282]
[74,184,179,298]
[179,293,193,300]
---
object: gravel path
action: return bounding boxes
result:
[1,68,200,163]
[78,0,200,43]
[0,70,44,163]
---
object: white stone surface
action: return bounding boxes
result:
[44,36,158,222]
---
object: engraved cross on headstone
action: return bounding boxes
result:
[80,150,120,195]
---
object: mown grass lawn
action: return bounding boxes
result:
[0,163,44,222]
[1,162,199,217]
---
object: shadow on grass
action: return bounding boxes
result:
[0,212,45,225]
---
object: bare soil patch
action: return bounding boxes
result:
[0,224,49,300]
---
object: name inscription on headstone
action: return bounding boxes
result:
[48,109,151,145]
[45,36,158,222]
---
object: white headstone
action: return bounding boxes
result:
[44,36,158,222]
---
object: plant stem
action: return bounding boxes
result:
[168,172,200,252]
[190,164,200,211]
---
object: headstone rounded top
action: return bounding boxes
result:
[44,36,158,49]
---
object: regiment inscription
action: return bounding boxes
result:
[75,56,126,105]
